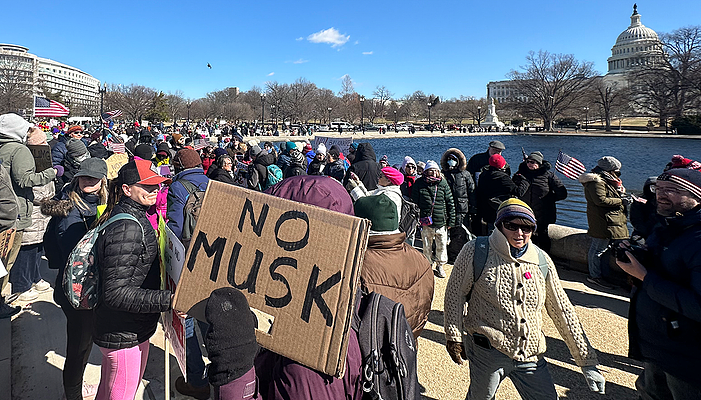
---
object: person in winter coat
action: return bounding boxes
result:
[354,194,434,339]
[475,154,518,233]
[444,199,606,399]
[51,125,86,167]
[345,142,382,191]
[42,157,107,400]
[276,141,296,173]
[629,176,657,241]
[59,139,91,191]
[209,155,237,185]
[0,115,61,313]
[283,149,307,179]
[255,175,363,400]
[579,156,629,290]
[87,131,109,159]
[441,148,476,264]
[323,145,346,183]
[616,168,701,399]
[411,160,455,278]
[512,151,567,252]
[400,156,418,198]
[346,142,358,164]
[8,128,56,302]
[167,148,210,239]
[348,166,404,221]
[307,143,327,175]
[466,140,511,181]
[92,159,172,400]
[246,144,276,190]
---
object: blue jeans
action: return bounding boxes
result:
[464,334,557,400]
[185,317,210,387]
[636,362,701,400]
[587,237,610,279]
[9,244,43,293]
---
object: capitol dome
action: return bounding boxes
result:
[607,4,663,75]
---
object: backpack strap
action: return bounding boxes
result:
[466,236,490,302]
[535,247,549,280]
[390,302,408,383]
[98,213,144,242]
[179,178,198,195]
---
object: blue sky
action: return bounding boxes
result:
[3,0,699,100]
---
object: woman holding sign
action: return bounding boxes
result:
[92,159,173,400]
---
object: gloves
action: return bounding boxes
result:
[446,340,466,365]
[53,165,64,177]
[581,365,606,394]
[621,197,632,207]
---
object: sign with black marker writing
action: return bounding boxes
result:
[173,181,370,378]
[28,144,52,172]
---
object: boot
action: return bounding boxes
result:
[0,298,20,319]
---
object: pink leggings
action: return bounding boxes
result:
[95,341,150,400]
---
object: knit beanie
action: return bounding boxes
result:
[205,287,259,387]
[489,154,506,169]
[495,198,537,227]
[597,156,622,172]
[66,139,89,159]
[527,151,543,164]
[67,125,84,136]
[350,142,359,150]
[172,133,183,143]
[134,144,154,160]
[303,143,313,154]
[26,128,47,145]
[402,156,416,171]
[290,149,305,166]
[317,143,327,155]
[381,167,404,186]
[658,168,701,200]
[670,154,701,170]
[328,145,341,158]
[156,142,171,156]
[354,194,398,232]
[424,160,439,172]
[285,141,297,152]
[173,148,202,169]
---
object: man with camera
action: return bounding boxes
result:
[617,168,701,399]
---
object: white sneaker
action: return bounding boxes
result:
[33,279,51,292]
[17,289,39,302]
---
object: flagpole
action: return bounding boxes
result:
[32,95,36,121]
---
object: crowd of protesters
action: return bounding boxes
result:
[0,114,699,400]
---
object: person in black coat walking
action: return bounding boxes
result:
[512,152,567,252]
[440,148,476,263]
[92,159,172,400]
[476,154,518,233]
[344,142,382,191]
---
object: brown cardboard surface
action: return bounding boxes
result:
[28,145,52,172]
[174,181,369,377]
[105,153,129,179]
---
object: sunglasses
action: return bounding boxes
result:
[502,221,535,234]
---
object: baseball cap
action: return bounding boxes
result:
[74,158,108,180]
[489,140,505,150]
[118,159,171,186]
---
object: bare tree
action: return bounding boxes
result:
[338,75,359,123]
[116,84,156,122]
[288,78,317,123]
[586,77,631,131]
[0,55,34,114]
[509,50,596,130]
[165,90,185,123]
[370,85,394,123]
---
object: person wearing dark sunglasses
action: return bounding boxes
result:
[444,199,606,399]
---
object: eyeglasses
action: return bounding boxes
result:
[655,185,689,196]
[406,165,416,169]
[526,160,539,165]
[502,221,535,234]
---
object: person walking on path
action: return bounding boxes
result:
[475,154,518,234]
[42,157,107,400]
[579,156,630,290]
[444,199,606,399]
[512,151,567,253]
[616,168,701,399]
[92,160,173,400]
[411,160,455,278]
[441,148,476,264]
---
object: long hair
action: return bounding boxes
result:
[67,177,108,213]
[94,176,124,227]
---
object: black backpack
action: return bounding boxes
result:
[398,196,419,237]
[353,291,418,400]
[179,179,206,249]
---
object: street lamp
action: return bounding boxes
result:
[99,83,107,123]
[271,104,276,132]
[394,110,397,132]
[327,107,332,127]
[260,95,265,133]
[186,102,192,126]
[477,106,482,128]
[359,96,365,135]
[427,102,432,128]
[583,107,589,132]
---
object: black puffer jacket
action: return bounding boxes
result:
[94,197,171,349]
[247,152,276,190]
[209,166,237,185]
[512,160,567,225]
[324,159,346,183]
[476,167,518,223]
[441,148,476,226]
[466,150,511,179]
[345,143,382,191]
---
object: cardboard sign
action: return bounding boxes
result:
[313,136,353,156]
[106,153,129,179]
[28,144,52,172]
[158,219,187,379]
[174,181,370,377]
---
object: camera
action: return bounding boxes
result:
[612,238,646,263]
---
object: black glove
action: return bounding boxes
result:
[446,340,466,365]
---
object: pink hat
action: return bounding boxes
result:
[489,154,506,169]
[381,166,404,186]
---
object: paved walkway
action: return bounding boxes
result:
[7,260,640,399]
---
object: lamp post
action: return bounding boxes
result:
[186,102,192,126]
[477,106,482,128]
[99,83,107,123]
[584,107,589,131]
[427,102,432,128]
[359,96,365,135]
[260,95,265,132]
[394,110,397,132]
[327,107,332,127]
[271,104,276,131]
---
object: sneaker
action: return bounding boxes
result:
[586,276,615,290]
[16,289,39,302]
[434,265,446,279]
[82,383,98,399]
[0,301,20,319]
[175,376,210,400]
[33,279,51,292]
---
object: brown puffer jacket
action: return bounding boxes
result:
[579,172,629,239]
[360,232,434,339]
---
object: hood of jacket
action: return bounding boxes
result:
[355,143,377,163]
[517,160,552,176]
[254,151,275,167]
[440,148,467,172]
[266,175,354,215]
[578,172,602,185]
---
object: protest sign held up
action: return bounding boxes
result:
[105,153,129,180]
[28,144,52,172]
[174,181,370,377]
[313,136,353,156]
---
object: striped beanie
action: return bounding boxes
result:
[658,168,701,200]
[495,198,537,227]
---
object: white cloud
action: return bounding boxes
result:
[292,59,309,64]
[354,40,359,45]
[267,72,275,76]
[362,51,373,55]
[307,28,350,48]
[295,37,304,41]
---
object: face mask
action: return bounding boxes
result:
[447,159,457,168]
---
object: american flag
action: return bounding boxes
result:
[193,139,207,150]
[555,151,587,180]
[34,96,69,117]
[108,142,126,154]
[101,110,123,121]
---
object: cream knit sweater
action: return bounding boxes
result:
[443,229,598,367]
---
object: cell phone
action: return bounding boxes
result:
[473,333,492,349]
